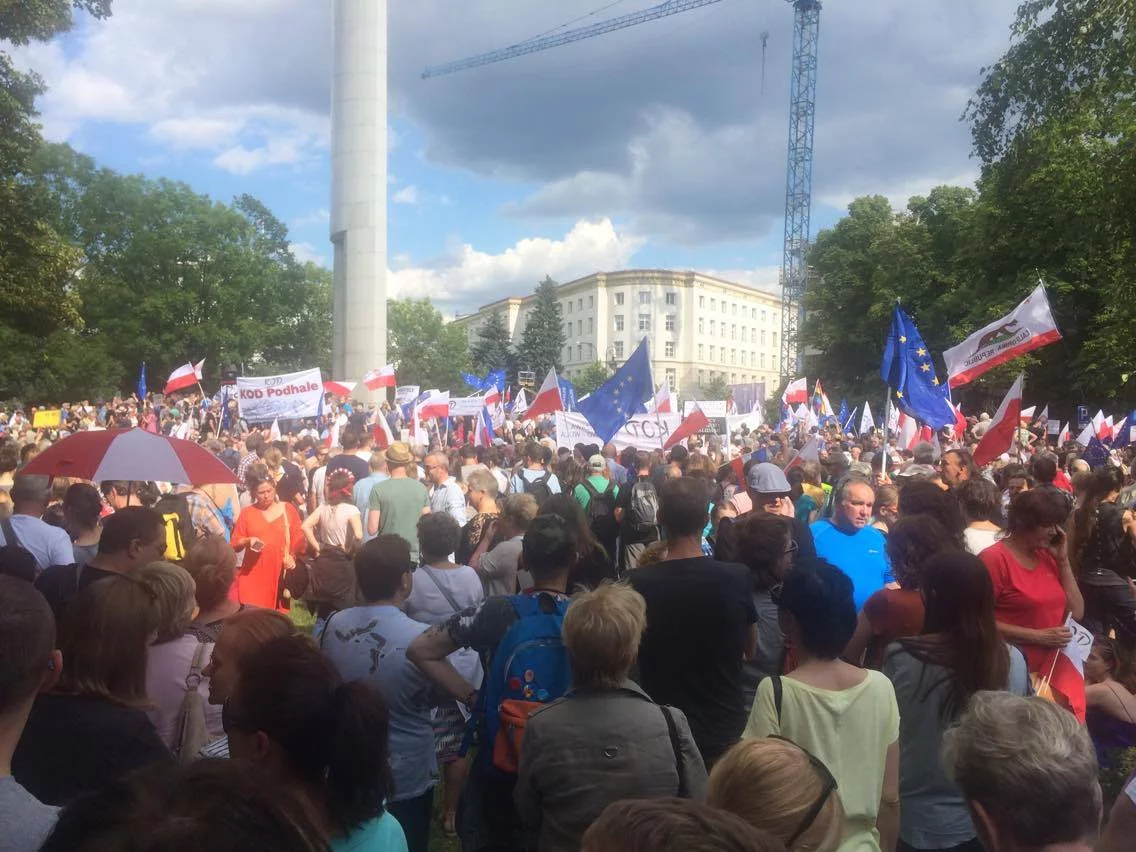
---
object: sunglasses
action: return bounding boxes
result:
[768,735,838,846]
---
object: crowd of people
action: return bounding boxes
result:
[2,396,1136,852]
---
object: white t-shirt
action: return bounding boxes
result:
[964,526,1003,556]
[313,503,361,550]
[0,514,74,570]
[145,635,224,751]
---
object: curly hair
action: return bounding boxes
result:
[885,515,962,590]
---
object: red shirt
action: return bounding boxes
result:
[981,540,1067,674]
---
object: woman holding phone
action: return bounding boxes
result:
[231,463,306,611]
[979,489,1085,719]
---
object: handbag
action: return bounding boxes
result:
[277,506,309,605]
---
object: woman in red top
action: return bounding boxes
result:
[231,464,305,611]
[980,488,1084,718]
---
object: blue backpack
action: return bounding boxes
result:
[474,593,571,773]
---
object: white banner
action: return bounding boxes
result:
[554,411,682,453]
[448,395,487,417]
[726,413,764,434]
[237,368,323,422]
[394,385,420,405]
[684,400,728,418]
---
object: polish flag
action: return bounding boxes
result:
[323,380,357,398]
[953,403,968,438]
[897,411,919,451]
[972,373,1024,467]
[663,403,709,450]
[647,383,673,414]
[1075,421,1095,448]
[782,377,808,406]
[1019,405,1036,425]
[1058,423,1070,445]
[418,391,450,420]
[483,385,502,407]
[523,369,564,420]
[164,359,205,395]
[1101,415,1115,443]
[363,365,397,390]
[783,435,821,473]
[268,418,282,441]
[1035,615,1091,723]
[372,413,394,450]
[512,388,528,416]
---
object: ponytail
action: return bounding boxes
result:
[324,680,393,832]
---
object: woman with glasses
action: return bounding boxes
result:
[709,737,844,851]
[225,634,408,852]
[231,463,306,611]
[743,558,900,852]
[882,551,1029,852]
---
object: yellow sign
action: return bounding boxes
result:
[32,409,62,428]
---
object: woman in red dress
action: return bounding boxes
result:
[981,488,1085,719]
[231,464,305,611]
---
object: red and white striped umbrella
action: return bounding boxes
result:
[21,428,238,485]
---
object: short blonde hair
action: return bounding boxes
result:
[708,739,844,852]
[134,561,198,643]
[562,582,647,689]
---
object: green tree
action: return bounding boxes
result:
[387,297,470,390]
[469,310,517,379]
[519,276,566,375]
[701,375,730,401]
[573,361,611,396]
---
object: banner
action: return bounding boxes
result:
[448,395,487,417]
[683,400,728,437]
[553,411,681,453]
[32,409,62,428]
[237,368,323,422]
[394,385,421,406]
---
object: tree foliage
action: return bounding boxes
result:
[573,361,611,397]
[388,297,470,391]
[469,310,517,380]
[519,276,566,376]
[700,375,731,401]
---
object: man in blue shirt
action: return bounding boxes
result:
[810,477,890,610]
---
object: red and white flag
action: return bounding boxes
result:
[417,391,450,420]
[783,435,820,474]
[1035,405,1049,432]
[647,383,673,414]
[1075,420,1095,448]
[663,403,709,451]
[943,283,1062,388]
[524,369,564,420]
[512,388,528,416]
[323,380,357,398]
[953,403,967,438]
[1058,423,1070,445]
[897,411,919,451]
[363,365,397,390]
[1037,615,1091,722]
[163,359,205,395]
[1019,405,1036,425]
[782,377,808,406]
[372,414,394,450]
[483,385,502,407]
[972,373,1024,466]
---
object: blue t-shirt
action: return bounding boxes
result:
[331,812,408,852]
[810,519,890,611]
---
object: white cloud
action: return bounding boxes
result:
[148,117,244,150]
[391,185,420,205]
[290,208,331,228]
[290,241,328,267]
[389,218,645,313]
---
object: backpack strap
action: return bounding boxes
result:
[771,675,783,725]
[660,704,688,798]
[1,516,21,550]
[538,471,551,486]
[581,479,598,497]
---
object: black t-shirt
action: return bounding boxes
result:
[615,475,660,546]
[325,453,370,484]
[629,557,758,766]
[275,460,308,503]
[34,562,120,623]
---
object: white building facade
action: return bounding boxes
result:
[452,270,783,398]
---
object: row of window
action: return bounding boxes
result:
[697,318,778,345]
[561,316,781,340]
[564,340,679,362]
[697,370,772,388]
[565,291,680,313]
[697,295,775,322]
[696,344,778,370]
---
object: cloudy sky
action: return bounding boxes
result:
[14,0,1019,315]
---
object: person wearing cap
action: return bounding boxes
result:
[367,442,430,563]
[715,462,816,565]
[574,455,620,561]
[0,474,73,572]
[810,478,890,611]
[408,514,578,851]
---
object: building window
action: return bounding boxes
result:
[565,346,571,361]
[710,320,717,335]
[740,327,747,342]
[567,301,572,313]
[588,317,593,333]
[751,352,756,367]
[577,320,582,335]
[720,348,726,364]
[711,298,717,310]
[762,310,767,322]
[565,322,571,337]
[614,314,624,332]
[773,331,778,347]
[731,372,737,383]
[577,298,583,310]
[665,315,676,332]
[614,341,624,359]
[665,292,676,306]
[722,301,727,315]
[638,314,650,331]
[615,292,624,305]
[698,369,705,385]
[665,341,676,358]
[698,317,705,334]
[640,291,650,305]
[731,324,736,340]
[698,344,704,359]
[761,330,766,345]
[699,296,705,308]
[665,368,676,389]
[752,308,757,319]
[588,296,593,308]
[732,303,737,315]
[760,353,766,367]
[710,345,716,361]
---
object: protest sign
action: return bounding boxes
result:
[32,409,62,428]
[554,411,681,453]
[395,385,420,406]
[448,395,487,417]
[237,368,323,422]
[684,400,728,437]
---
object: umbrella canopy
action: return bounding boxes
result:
[21,428,238,485]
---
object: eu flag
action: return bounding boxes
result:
[880,306,956,429]
[1084,436,1111,468]
[1113,412,1135,449]
[837,399,850,430]
[136,363,148,400]
[577,338,654,442]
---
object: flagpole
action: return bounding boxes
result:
[881,395,890,480]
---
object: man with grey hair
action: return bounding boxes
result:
[0,474,72,571]
[425,453,467,527]
[942,691,1101,852]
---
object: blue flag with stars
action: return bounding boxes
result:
[880,306,956,430]
[1084,436,1111,468]
[837,399,849,430]
[577,338,654,442]
[136,363,148,401]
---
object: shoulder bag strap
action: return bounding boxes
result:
[772,675,783,725]
[660,705,688,798]
[185,642,208,692]
[1,516,21,550]
[419,565,464,614]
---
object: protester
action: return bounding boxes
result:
[572,454,620,562]
[325,427,371,482]
[613,450,660,572]
[897,479,968,549]
[630,477,757,767]
[0,577,62,851]
[226,635,408,851]
[845,516,959,668]
[301,468,363,624]
[61,482,103,564]
[1101,771,1136,852]
[539,493,615,590]
[471,493,537,596]
[13,574,170,804]
[406,513,485,839]
[940,449,980,489]
[458,469,501,565]
[1084,635,1136,769]
[231,464,305,611]
[941,692,1101,852]
[0,474,73,571]
[882,551,1031,852]
[872,484,899,534]
[511,441,561,504]
[956,478,1004,555]
[353,451,389,541]
[716,462,817,564]
[367,442,430,563]
[708,738,844,852]
[515,582,707,851]
[426,452,468,527]
[39,760,330,852]
[980,489,1085,719]
[581,798,786,852]
[810,478,890,610]
[183,533,243,642]
[408,514,578,852]
[744,559,900,852]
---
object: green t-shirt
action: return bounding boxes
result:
[368,477,429,561]
[573,475,619,512]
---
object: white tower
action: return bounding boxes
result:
[330,0,387,383]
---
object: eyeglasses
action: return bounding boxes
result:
[768,735,838,846]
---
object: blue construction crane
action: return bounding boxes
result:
[423,0,822,382]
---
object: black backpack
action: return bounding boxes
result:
[581,479,618,526]
[627,479,660,535]
[155,493,197,563]
[522,471,554,507]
